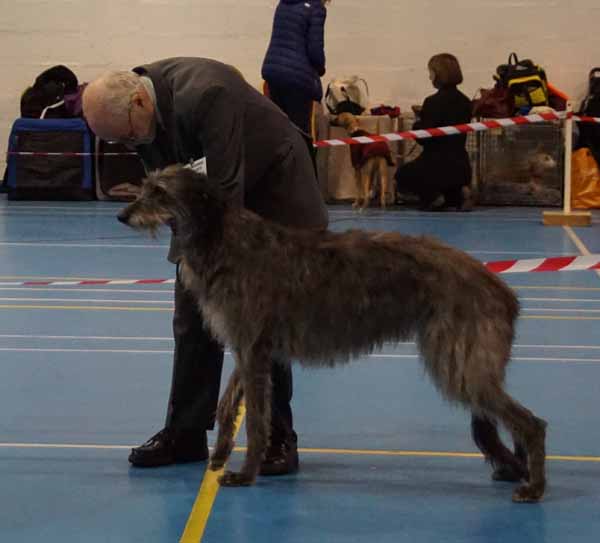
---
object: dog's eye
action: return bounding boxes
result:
[147,183,168,197]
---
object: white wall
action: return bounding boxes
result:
[1,0,599,168]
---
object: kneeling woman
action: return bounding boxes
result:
[396,53,473,211]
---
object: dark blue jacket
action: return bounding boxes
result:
[261,0,327,101]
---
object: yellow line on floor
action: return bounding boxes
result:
[1,442,599,463]
[291,448,600,463]
[176,442,600,542]
[179,403,246,543]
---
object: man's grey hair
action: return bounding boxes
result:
[95,71,142,119]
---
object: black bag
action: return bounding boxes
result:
[577,68,600,165]
[95,139,145,201]
[494,53,548,110]
[5,118,94,201]
[20,65,79,119]
[580,68,600,117]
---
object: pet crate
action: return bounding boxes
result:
[476,121,564,206]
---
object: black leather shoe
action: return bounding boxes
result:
[259,440,299,476]
[128,428,209,467]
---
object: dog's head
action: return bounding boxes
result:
[117,164,226,238]
[332,112,360,134]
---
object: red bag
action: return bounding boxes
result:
[472,86,515,118]
[370,104,401,118]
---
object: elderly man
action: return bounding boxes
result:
[83,57,328,475]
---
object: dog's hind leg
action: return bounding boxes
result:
[471,413,529,482]
[352,168,363,209]
[210,364,243,471]
[219,341,273,487]
[360,167,372,211]
[378,158,389,209]
[477,388,546,503]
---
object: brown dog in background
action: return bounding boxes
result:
[118,165,547,503]
[335,112,396,210]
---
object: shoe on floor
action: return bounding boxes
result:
[420,194,446,211]
[128,427,208,467]
[259,440,299,476]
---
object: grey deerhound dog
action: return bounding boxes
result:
[118,164,547,503]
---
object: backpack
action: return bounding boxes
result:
[577,68,600,166]
[580,68,600,117]
[325,76,369,116]
[20,65,80,119]
[494,53,548,110]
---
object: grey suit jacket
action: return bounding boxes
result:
[132,57,328,262]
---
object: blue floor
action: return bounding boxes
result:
[1,199,600,542]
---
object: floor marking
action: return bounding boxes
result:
[0,334,173,341]
[1,442,598,464]
[1,304,600,320]
[0,242,168,249]
[3,335,600,351]
[3,347,600,363]
[0,348,171,354]
[514,286,600,291]
[179,403,246,543]
[0,297,172,304]
[564,226,600,281]
[0,304,171,312]
[368,354,600,363]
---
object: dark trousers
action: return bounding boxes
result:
[266,83,318,177]
[165,268,296,446]
[267,82,313,135]
[395,150,471,207]
[163,124,327,448]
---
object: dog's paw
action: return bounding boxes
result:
[512,483,544,503]
[218,470,255,487]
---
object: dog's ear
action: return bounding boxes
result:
[148,164,227,204]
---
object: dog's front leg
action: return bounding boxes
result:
[360,168,371,211]
[219,342,272,487]
[379,158,389,209]
[210,363,243,471]
[352,168,363,209]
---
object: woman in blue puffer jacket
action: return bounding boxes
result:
[262,0,329,135]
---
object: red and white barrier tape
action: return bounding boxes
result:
[5,112,600,157]
[314,111,578,148]
[485,255,600,274]
[0,255,599,287]
[0,278,175,287]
